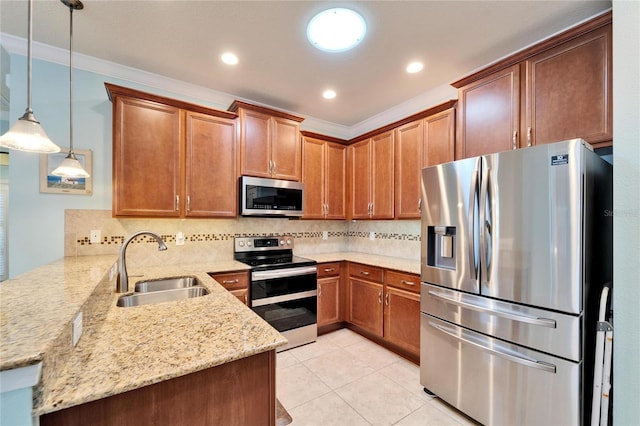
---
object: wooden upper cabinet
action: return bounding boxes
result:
[524,24,612,147]
[230,101,304,181]
[395,120,424,219]
[185,112,237,217]
[453,12,612,158]
[456,64,520,159]
[302,133,346,220]
[349,131,394,220]
[107,83,237,218]
[112,95,183,217]
[425,108,456,167]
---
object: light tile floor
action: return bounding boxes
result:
[277,329,480,426]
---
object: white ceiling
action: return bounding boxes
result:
[1,0,611,129]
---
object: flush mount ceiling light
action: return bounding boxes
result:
[322,89,337,100]
[307,8,366,52]
[406,61,424,74]
[221,52,238,65]
[52,0,90,178]
[0,0,61,153]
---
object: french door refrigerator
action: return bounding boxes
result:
[420,139,612,425]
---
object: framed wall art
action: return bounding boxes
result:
[39,148,93,195]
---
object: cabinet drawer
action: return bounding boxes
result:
[385,270,420,293]
[317,262,341,278]
[349,263,384,283]
[209,271,249,291]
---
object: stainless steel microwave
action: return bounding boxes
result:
[239,176,304,217]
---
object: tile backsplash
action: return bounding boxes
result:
[65,210,421,267]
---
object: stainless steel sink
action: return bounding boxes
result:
[116,286,209,308]
[134,276,200,292]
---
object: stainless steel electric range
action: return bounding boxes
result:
[234,236,317,351]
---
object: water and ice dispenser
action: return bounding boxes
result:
[427,226,456,270]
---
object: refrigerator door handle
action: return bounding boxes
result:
[429,321,557,374]
[479,163,491,285]
[467,160,480,281]
[427,289,557,328]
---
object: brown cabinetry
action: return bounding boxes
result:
[394,106,455,219]
[383,270,420,357]
[106,83,237,218]
[453,13,612,158]
[229,100,304,181]
[317,262,342,327]
[209,271,250,305]
[348,263,384,337]
[348,131,394,219]
[302,134,347,219]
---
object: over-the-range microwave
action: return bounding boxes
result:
[239,176,304,217]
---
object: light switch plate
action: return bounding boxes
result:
[90,230,101,244]
[369,231,375,241]
[72,312,83,347]
[176,232,185,246]
[322,231,328,240]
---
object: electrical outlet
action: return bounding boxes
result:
[322,231,328,240]
[176,232,185,246]
[72,312,83,347]
[369,231,375,241]
[90,230,101,244]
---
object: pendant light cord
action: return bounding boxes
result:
[26,0,33,114]
[69,4,74,154]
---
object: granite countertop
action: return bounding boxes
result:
[0,256,286,416]
[304,252,420,275]
[1,251,418,417]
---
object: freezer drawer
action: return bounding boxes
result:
[422,283,582,361]
[421,314,581,426]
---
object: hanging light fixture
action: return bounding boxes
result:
[0,0,61,153]
[52,0,89,178]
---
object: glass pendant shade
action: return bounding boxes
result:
[0,0,60,153]
[51,151,89,177]
[0,111,60,153]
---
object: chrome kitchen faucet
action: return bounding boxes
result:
[116,231,167,293]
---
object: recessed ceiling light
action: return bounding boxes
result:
[307,8,366,52]
[221,52,239,65]
[406,61,424,73]
[323,89,337,99]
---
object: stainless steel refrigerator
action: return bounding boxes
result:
[420,139,612,425]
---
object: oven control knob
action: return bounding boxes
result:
[247,241,252,247]
[279,240,285,246]
[238,241,245,247]
[286,239,292,245]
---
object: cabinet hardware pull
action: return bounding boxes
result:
[418,198,422,213]
[175,195,180,211]
[527,127,532,147]
[222,279,239,284]
[243,294,247,305]
[318,284,321,296]
[512,130,517,150]
[324,268,335,272]
[385,292,390,306]
[186,195,191,211]
[401,279,416,286]
[272,160,276,174]
[360,271,370,276]
[378,290,382,304]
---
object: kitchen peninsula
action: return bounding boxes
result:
[0,255,286,425]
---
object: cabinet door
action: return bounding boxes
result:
[371,131,395,219]
[185,112,237,217]
[457,64,520,159]
[524,25,612,147]
[239,109,271,178]
[425,108,455,167]
[272,117,301,181]
[395,120,424,219]
[325,142,347,220]
[113,96,182,217]
[318,276,341,326]
[349,140,373,219]
[348,278,383,337]
[230,289,249,305]
[302,137,326,219]
[384,286,420,357]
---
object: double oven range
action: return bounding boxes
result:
[234,236,317,351]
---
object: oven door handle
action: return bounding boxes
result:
[252,266,317,281]
[252,290,318,307]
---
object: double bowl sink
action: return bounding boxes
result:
[116,276,210,308]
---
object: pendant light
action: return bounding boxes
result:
[0,0,61,153]
[52,0,89,178]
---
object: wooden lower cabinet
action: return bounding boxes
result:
[384,286,420,357]
[40,350,277,426]
[348,278,384,337]
[208,271,250,305]
[318,276,341,327]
